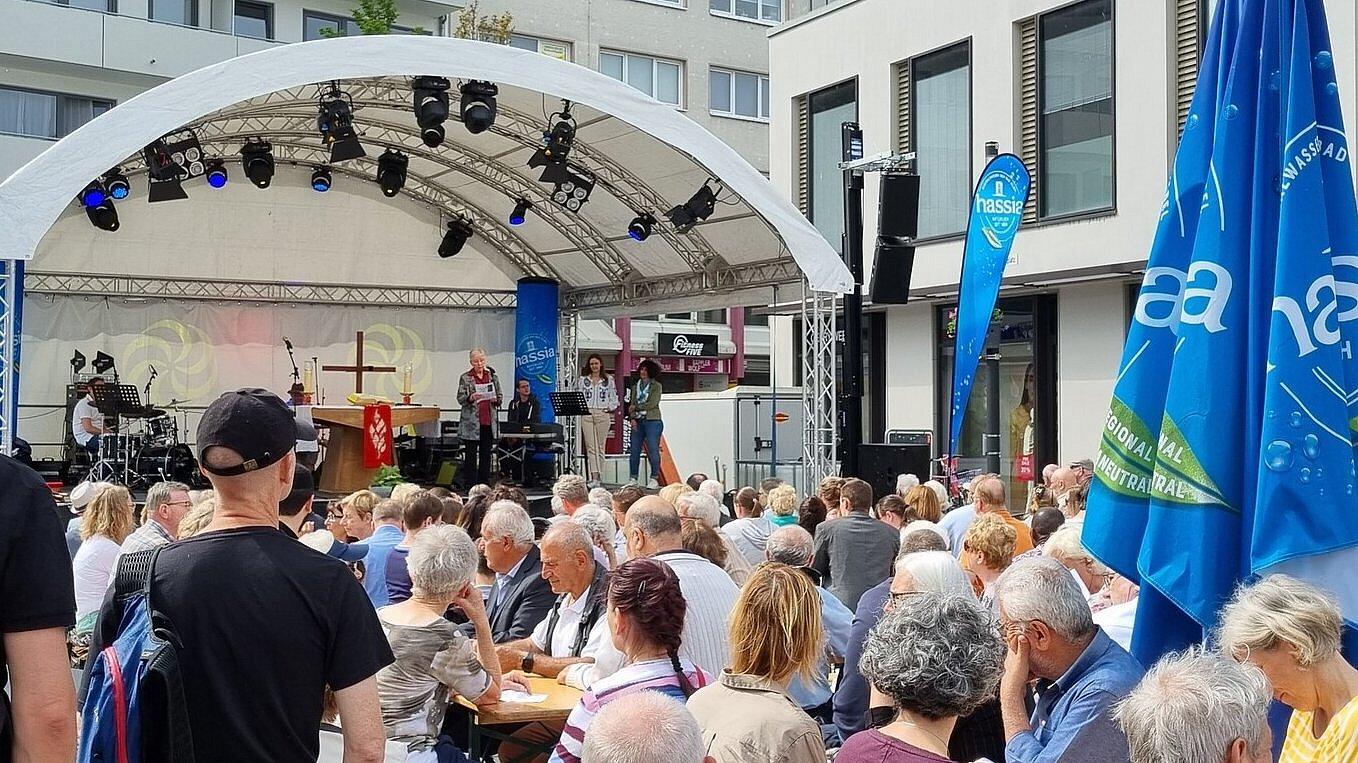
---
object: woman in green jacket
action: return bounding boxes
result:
[626,359,664,488]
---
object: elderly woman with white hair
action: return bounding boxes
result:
[675,490,752,585]
[376,525,527,761]
[456,347,503,488]
[1043,524,1114,609]
[1218,574,1358,762]
[838,592,1004,762]
[572,505,619,569]
[1115,647,1273,763]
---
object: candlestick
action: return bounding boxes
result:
[402,362,413,395]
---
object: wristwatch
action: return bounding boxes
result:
[521,652,535,674]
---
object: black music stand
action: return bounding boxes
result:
[548,391,589,418]
[91,383,144,423]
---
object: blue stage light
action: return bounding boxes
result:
[79,182,107,209]
[311,166,332,192]
[206,160,228,189]
[509,198,531,226]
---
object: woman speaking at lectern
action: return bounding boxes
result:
[457,347,502,488]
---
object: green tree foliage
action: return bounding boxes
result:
[453,1,513,43]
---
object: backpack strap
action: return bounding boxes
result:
[111,549,158,600]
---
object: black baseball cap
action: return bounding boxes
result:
[279,464,315,516]
[197,388,297,476]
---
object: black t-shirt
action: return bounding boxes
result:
[0,456,77,751]
[94,525,394,762]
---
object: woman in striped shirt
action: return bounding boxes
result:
[550,557,710,763]
[1219,575,1358,763]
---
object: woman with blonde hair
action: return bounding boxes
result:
[766,484,799,527]
[658,481,693,508]
[177,498,217,538]
[962,513,1016,608]
[1218,574,1358,762]
[903,484,943,524]
[72,484,135,627]
[688,562,826,762]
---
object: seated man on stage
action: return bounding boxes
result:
[72,377,109,457]
[508,379,542,425]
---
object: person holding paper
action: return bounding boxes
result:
[457,348,503,488]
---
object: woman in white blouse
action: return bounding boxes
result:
[72,484,135,630]
[577,354,619,488]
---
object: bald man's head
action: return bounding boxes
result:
[624,495,683,558]
[975,476,1006,511]
[1049,466,1078,497]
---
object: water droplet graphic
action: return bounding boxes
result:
[1316,50,1333,69]
[1186,114,1200,130]
[1264,440,1294,472]
[1347,484,1353,496]
[1300,468,1312,484]
[1327,82,1340,96]
[1224,104,1239,120]
[1303,433,1321,459]
[1314,468,1324,481]
[1289,411,1303,428]
[1267,409,1277,419]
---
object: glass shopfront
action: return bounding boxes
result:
[935,295,1058,511]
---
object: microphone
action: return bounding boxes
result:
[284,336,294,351]
[149,364,158,378]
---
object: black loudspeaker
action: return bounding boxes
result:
[878,172,920,239]
[856,442,932,503]
[869,240,916,304]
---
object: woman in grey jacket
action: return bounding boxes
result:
[456,348,502,488]
[626,359,664,488]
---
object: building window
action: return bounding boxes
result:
[807,80,856,253]
[698,309,727,323]
[150,0,196,25]
[710,0,780,23]
[46,0,116,12]
[1038,0,1114,218]
[911,42,970,238]
[509,34,572,61]
[710,68,770,121]
[303,10,356,39]
[0,86,113,140]
[600,51,683,106]
[234,0,272,38]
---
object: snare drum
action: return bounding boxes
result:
[99,434,140,461]
[146,415,178,448]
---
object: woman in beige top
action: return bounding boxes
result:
[686,562,825,763]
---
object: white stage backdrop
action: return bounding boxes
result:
[20,294,515,453]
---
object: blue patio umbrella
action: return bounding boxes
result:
[1084,0,1358,666]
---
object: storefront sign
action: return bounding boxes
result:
[645,355,730,374]
[657,332,718,358]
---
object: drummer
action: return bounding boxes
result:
[72,377,109,456]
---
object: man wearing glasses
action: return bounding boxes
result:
[116,480,192,558]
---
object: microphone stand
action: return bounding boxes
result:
[284,337,303,400]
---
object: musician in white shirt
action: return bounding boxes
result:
[576,354,619,489]
[71,377,108,456]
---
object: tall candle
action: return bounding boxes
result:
[403,363,413,395]
[302,360,316,394]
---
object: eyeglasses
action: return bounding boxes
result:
[164,500,192,508]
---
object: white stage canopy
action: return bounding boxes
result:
[0,35,852,317]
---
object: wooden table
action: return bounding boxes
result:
[309,405,441,493]
[455,675,582,762]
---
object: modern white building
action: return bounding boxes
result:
[0,0,785,459]
[769,0,1358,484]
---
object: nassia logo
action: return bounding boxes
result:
[975,165,1026,249]
[670,335,706,357]
[516,334,557,382]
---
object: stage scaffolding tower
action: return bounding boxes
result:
[557,309,580,474]
[801,279,838,491]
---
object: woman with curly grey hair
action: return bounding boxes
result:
[838,592,1005,762]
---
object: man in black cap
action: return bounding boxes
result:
[86,389,393,762]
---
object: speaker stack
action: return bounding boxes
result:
[857,430,933,502]
[869,172,921,305]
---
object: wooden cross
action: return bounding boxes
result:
[322,331,397,394]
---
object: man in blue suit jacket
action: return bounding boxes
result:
[475,501,555,643]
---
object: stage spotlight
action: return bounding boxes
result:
[439,217,474,258]
[311,166,333,192]
[241,139,275,188]
[144,139,189,203]
[79,180,108,209]
[459,80,499,135]
[627,213,657,242]
[548,168,595,213]
[205,160,228,189]
[527,104,576,180]
[317,83,365,163]
[84,197,119,231]
[665,181,719,233]
[413,76,451,148]
[509,198,531,226]
[103,169,130,200]
[376,150,408,198]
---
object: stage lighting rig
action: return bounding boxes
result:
[666,181,719,233]
[439,217,474,258]
[81,191,119,232]
[142,134,197,203]
[527,103,577,183]
[79,180,107,209]
[205,160,228,188]
[376,150,408,198]
[311,166,333,192]
[103,169,130,200]
[509,198,531,226]
[549,169,595,213]
[317,82,365,163]
[459,80,498,135]
[240,139,275,188]
[412,76,451,148]
[627,212,657,242]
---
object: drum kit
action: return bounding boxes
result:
[88,399,204,488]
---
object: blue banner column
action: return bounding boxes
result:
[514,278,560,423]
[0,259,21,453]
